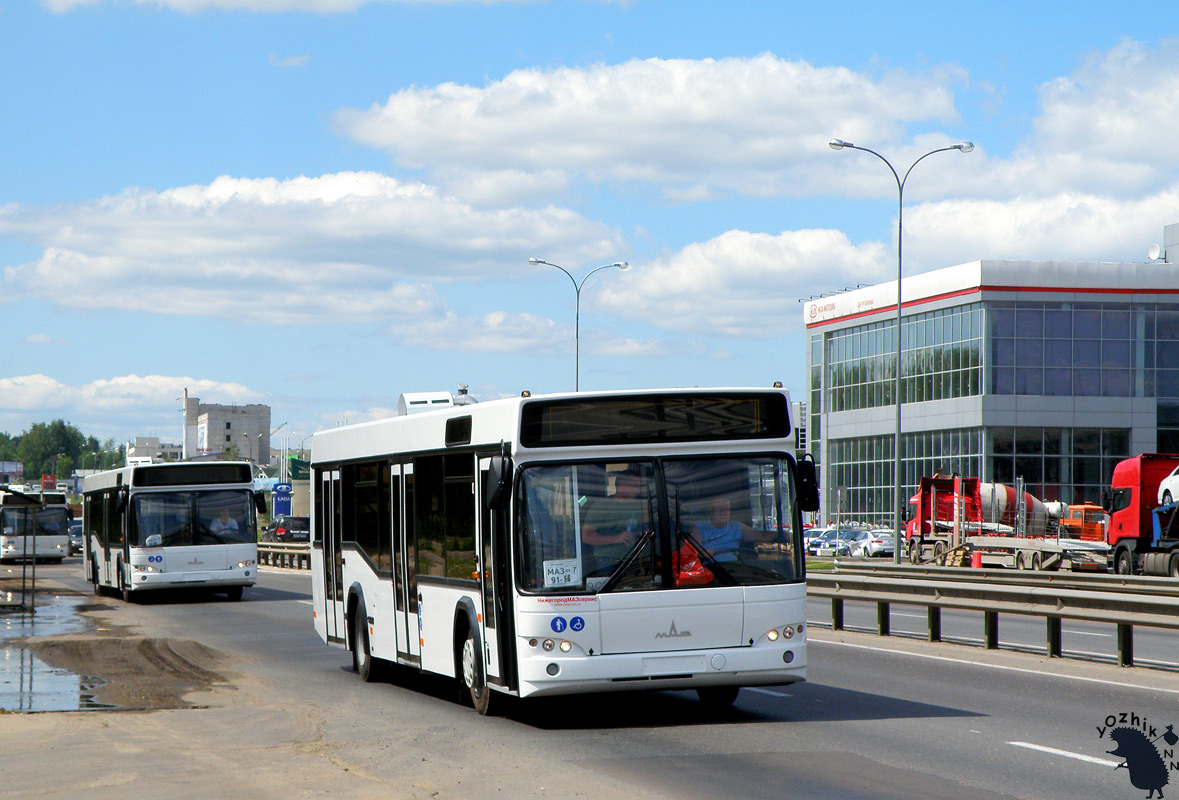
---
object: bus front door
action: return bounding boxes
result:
[479,457,516,691]
[318,470,345,645]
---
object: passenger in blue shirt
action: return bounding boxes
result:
[690,496,772,561]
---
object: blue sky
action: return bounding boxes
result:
[2,0,1178,451]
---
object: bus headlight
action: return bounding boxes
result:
[766,629,779,642]
[542,639,555,651]
[558,640,572,653]
[237,560,255,568]
[782,626,795,639]
[132,564,156,573]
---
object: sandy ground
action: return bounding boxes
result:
[0,587,435,800]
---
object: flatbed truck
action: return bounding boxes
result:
[907,475,1108,571]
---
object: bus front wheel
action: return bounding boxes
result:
[461,627,495,716]
[118,563,135,603]
[352,605,381,683]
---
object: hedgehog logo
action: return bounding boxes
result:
[1098,717,1179,799]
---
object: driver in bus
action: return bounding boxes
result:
[581,469,646,569]
[209,509,239,536]
[690,496,774,562]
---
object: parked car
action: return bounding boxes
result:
[67,520,83,556]
[815,530,858,557]
[803,526,834,552]
[262,515,310,543]
[1157,464,1179,506]
[848,529,895,558]
[806,528,840,556]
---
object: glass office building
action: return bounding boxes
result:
[804,251,1179,527]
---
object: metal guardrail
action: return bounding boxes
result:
[257,543,311,571]
[807,564,1179,668]
[831,561,1178,595]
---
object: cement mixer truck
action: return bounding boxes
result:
[906,475,1109,570]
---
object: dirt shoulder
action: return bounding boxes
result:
[24,634,232,710]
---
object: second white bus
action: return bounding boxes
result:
[83,462,264,601]
[311,387,818,713]
[0,488,70,563]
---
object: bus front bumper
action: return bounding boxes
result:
[126,565,256,591]
[515,640,807,698]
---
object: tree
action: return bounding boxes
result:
[16,420,86,479]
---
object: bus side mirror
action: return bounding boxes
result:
[253,491,267,515]
[485,455,512,511]
[796,454,820,513]
[1100,491,1111,514]
[117,485,129,513]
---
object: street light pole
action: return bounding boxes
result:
[530,257,629,391]
[828,138,974,563]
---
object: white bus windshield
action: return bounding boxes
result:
[130,490,254,547]
[1,506,69,538]
[519,456,800,594]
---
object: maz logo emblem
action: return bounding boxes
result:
[655,621,691,639]
[187,558,204,566]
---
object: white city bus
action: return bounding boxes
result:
[83,462,264,601]
[0,488,70,563]
[310,388,818,714]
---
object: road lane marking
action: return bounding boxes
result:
[1063,631,1112,638]
[1007,741,1119,767]
[746,687,791,697]
[812,638,1179,695]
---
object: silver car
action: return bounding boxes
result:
[849,529,895,558]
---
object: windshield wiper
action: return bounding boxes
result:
[595,527,656,592]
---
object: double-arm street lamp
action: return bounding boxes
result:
[828,138,974,562]
[530,257,629,391]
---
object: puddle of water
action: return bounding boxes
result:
[0,595,113,712]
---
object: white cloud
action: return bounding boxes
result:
[0,172,623,325]
[327,42,1179,213]
[903,186,1179,268]
[19,333,64,346]
[598,229,890,337]
[0,373,263,438]
[268,52,310,68]
[1027,39,1179,195]
[334,54,963,203]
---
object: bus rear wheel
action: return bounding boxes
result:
[461,627,495,716]
[1115,549,1133,575]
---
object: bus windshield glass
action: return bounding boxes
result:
[130,490,255,546]
[0,506,69,538]
[519,456,800,594]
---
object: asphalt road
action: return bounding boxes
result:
[1,560,1175,800]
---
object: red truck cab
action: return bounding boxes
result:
[1103,453,1179,573]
